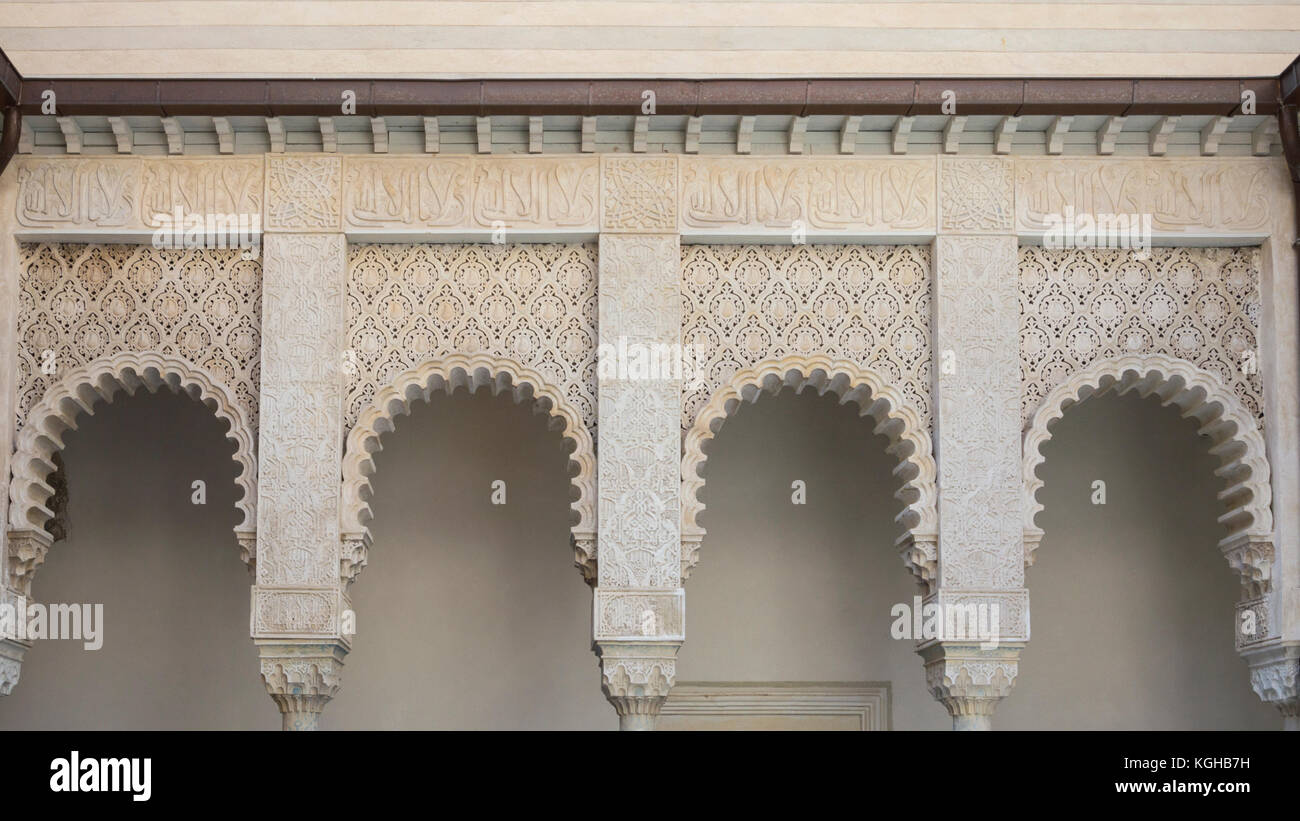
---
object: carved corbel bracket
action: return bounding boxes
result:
[236,529,257,576]
[5,528,53,598]
[1221,532,1274,599]
[897,531,938,593]
[572,531,597,587]
[339,531,372,588]
[680,528,704,583]
[0,634,26,696]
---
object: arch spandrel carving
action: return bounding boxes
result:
[340,353,598,584]
[680,355,938,587]
[344,243,597,438]
[8,351,258,567]
[680,243,932,436]
[1019,245,1263,430]
[1022,354,1274,595]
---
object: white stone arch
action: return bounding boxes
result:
[680,355,939,587]
[1022,354,1274,597]
[340,353,598,584]
[8,351,258,567]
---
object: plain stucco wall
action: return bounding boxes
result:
[0,381,1278,730]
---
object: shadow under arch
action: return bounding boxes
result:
[340,353,597,584]
[7,352,258,593]
[1022,354,1273,598]
[681,355,938,588]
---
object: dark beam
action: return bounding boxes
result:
[6,75,1286,119]
[0,45,20,106]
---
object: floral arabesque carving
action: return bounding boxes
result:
[681,355,938,586]
[17,243,261,433]
[1021,246,1262,428]
[1022,354,1274,596]
[345,244,596,436]
[8,351,257,557]
[340,353,598,583]
[681,244,932,435]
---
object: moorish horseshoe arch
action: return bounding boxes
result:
[680,355,939,587]
[8,351,259,569]
[339,353,599,583]
[1022,353,1275,595]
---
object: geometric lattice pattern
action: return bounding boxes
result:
[16,243,262,431]
[681,244,932,433]
[345,243,598,434]
[1019,246,1263,428]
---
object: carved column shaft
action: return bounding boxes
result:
[253,156,351,730]
[927,158,1028,729]
[594,156,685,729]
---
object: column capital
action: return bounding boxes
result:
[921,643,1022,731]
[0,636,27,696]
[596,642,680,731]
[1245,643,1300,729]
[257,642,347,731]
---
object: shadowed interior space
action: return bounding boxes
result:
[999,391,1277,730]
[327,387,611,730]
[0,389,268,730]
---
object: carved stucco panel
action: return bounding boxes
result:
[137,158,265,226]
[15,157,265,233]
[344,243,597,434]
[342,156,599,232]
[601,156,679,233]
[598,234,681,589]
[266,156,341,232]
[940,157,1014,234]
[256,233,346,587]
[680,157,936,235]
[680,244,931,433]
[1020,246,1263,428]
[593,589,685,641]
[16,159,140,229]
[16,244,262,430]
[1015,158,1282,236]
[935,234,1023,590]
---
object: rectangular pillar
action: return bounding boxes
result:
[923,158,1029,729]
[593,156,685,729]
[252,156,351,730]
